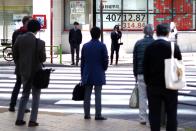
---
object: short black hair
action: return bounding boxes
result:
[90,27,101,39]
[114,25,119,30]
[22,16,32,25]
[156,23,170,37]
[73,21,79,25]
[27,19,41,33]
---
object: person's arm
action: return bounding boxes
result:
[80,45,85,77]
[13,36,20,64]
[118,31,122,39]
[102,44,109,71]
[174,43,182,60]
[69,29,72,44]
[38,40,46,63]
[143,46,150,85]
[79,29,82,44]
[12,31,16,45]
[133,42,138,78]
[111,31,116,40]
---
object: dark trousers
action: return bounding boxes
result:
[17,76,41,122]
[147,87,178,131]
[10,74,22,108]
[70,45,80,65]
[83,85,102,117]
[110,45,120,65]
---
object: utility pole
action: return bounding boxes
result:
[100,0,103,42]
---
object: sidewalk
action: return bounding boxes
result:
[0,108,186,131]
[0,110,150,131]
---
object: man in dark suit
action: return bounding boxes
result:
[69,21,82,66]
[9,16,32,112]
[13,19,46,127]
[143,23,182,131]
[81,27,108,120]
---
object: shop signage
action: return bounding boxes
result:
[70,1,85,24]
[32,14,47,29]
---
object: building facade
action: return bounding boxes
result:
[1,0,196,54]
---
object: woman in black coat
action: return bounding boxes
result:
[110,25,122,65]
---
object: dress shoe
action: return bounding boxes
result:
[15,120,26,126]
[28,121,39,127]
[84,116,91,120]
[25,109,30,113]
[8,107,15,112]
[140,121,147,125]
[71,63,75,65]
[95,116,107,120]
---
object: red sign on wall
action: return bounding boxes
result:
[32,14,47,29]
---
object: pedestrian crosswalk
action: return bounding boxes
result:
[0,65,196,117]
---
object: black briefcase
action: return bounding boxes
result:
[72,83,85,101]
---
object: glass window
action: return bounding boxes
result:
[153,0,196,30]
[94,0,196,31]
[96,0,121,29]
[0,2,32,40]
[64,0,91,30]
[96,0,148,30]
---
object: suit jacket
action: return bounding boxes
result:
[69,28,82,47]
[81,39,108,86]
[13,32,46,79]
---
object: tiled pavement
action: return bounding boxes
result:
[0,109,186,131]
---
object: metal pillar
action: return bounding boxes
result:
[100,0,103,42]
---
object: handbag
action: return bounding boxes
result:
[72,83,85,101]
[33,68,52,89]
[32,39,53,89]
[129,82,139,108]
[118,38,123,45]
[164,42,186,90]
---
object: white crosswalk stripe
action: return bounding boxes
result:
[0,65,196,115]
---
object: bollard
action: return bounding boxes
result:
[59,44,63,64]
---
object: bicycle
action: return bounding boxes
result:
[1,39,13,62]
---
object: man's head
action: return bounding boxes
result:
[73,21,79,29]
[27,19,41,34]
[114,25,120,31]
[90,27,101,40]
[156,23,170,37]
[143,24,154,36]
[22,16,32,28]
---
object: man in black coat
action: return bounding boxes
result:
[9,16,32,112]
[143,23,182,131]
[69,21,82,66]
[110,25,122,65]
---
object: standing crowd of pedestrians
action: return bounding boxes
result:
[9,15,181,131]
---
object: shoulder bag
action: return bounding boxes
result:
[32,39,53,89]
[164,42,186,90]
